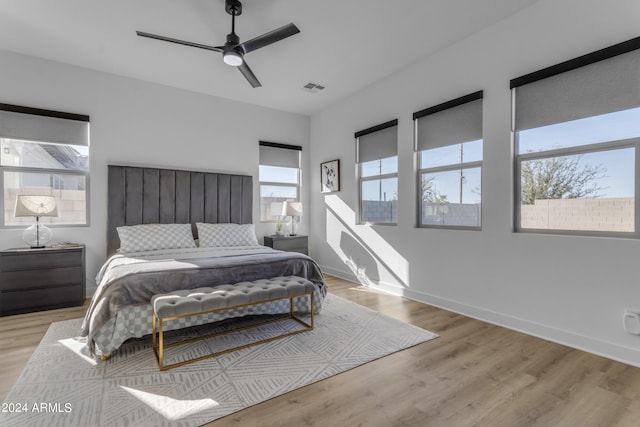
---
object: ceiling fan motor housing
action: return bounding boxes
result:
[226,33,240,46]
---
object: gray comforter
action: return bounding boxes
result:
[81,246,326,353]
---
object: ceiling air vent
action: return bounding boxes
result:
[302,82,326,94]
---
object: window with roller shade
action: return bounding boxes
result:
[0,104,90,227]
[259,141,301,221]
[355,119,398,225]
[512,37,640,236]
[414,91,483,228]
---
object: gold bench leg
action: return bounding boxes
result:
[152,309,167,370]
[152,310,156,353]
[158,316,165,370]
[309,292,315,329]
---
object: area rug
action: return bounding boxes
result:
[0,294,438,427]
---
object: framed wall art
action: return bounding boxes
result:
[320,159,340,193]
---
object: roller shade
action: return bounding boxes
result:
[356,120,398,163]
[513,45,640,131]
[415,96,482,151]
[259,141,301,168]
[0,108,89,146]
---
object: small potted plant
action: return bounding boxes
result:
[275,219,284,236]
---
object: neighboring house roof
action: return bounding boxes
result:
[39,143,87,170]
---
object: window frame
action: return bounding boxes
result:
[355,119,399,226]
[413,91,483,230]
[513,136,639,237]
[258,141,302,223]
[0,103,90,229]
[511,36,640,238]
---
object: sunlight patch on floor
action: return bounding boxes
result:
[58,337,97,366]
[120,386,219,421]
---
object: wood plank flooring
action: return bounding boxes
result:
[1,275,639,426]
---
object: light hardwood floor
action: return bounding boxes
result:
[1,275,639,426]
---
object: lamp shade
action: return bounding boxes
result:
[282,201,302,217]
[14,195,58,218]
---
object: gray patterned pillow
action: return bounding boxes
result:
[117,223,196,253]
[196,223,259,247]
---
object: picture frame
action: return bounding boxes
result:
[320,159,340,193]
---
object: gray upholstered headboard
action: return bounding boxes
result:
[107,165,253,256]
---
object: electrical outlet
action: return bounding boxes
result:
[623,309,640,335]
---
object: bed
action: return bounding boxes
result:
[81,165,326,357]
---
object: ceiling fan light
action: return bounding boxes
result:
[223,50,243,66]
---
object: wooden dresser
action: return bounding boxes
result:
[0,245,85,316]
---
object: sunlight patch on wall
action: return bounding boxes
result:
[324,194,409,287]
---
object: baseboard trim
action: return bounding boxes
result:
[321,265,361,285]
[320,264,640,368]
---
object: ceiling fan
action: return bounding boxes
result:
[136,0,300,88]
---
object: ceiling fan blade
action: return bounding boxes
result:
[240,23,300,54]
[237,60,262,88]
[136,31,223,52]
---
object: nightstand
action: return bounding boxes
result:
[264,235,308,255]
[0,245,85,316]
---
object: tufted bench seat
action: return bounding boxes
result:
[151,276,315,370]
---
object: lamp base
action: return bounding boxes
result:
[22,222,53,249]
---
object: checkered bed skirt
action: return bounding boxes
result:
[93,287,324,357]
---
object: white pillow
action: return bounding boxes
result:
[117,223,196,253]
[196,222,259,247]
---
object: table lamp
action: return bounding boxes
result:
[14,195,58,248]
[281,201,302,236]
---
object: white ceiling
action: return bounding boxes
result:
[0,0,539,115]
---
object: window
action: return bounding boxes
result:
[259,141,301,221]
[512,36,640,235]
[414,91,483,228]
[1,104,90,227]
[355,119,398,225]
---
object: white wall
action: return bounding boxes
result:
[309,0,640,366]
[0,51,310,294]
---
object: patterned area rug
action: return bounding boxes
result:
[1,294,438,427]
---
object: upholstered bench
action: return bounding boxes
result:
[151,276,315,370]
